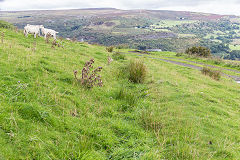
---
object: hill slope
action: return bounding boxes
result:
[1,8,240,55]
[0,27,240,159]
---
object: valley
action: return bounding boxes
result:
[1,8,240,60]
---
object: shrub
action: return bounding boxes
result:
[201,67,221,80]
[128,60,147,83]
[51,39,64,48]
[112,52,125,60]
[0,20,14,29]
[134,50,150,54]
[116,44,129,49]
[185,46,211,57]
[176,53,183,57]
[106,46,114,53]
[74,59,103,88]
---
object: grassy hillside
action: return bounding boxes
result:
[0,27,240,159]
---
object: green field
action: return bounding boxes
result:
[229,44,240,50]
[152,20,198,28]
[0,27,240,159]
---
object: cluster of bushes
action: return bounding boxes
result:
[200,40,230,56]
[0,20,14,29]
[201,67,221,80]
[115,44,129,49]
[185,46,211,57]
[223,50,240,60]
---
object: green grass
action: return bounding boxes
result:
[0,28,240,159]
[153,54,240,77]
[149,51,240,72]
[229,44,240,50]
[153,20,198,28]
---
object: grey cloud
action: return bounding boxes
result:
[0,0,240,15]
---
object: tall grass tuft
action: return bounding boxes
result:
[106,46,114,53]
[128,60,147,83]
[32,41,37,52]
[1,32,4,44]
[115,87,138,111]
[112,52,125,60]
[201,67,221,80]
[176,53,184,57]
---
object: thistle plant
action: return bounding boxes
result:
[32,41,37,52]
[1,32,4,44]
[45,33,51,44]
[74,59,103,88]
[51,39,63,49]
[51,39,57,49]
[108,56,113,65]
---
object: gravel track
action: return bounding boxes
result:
[126,51,240,82]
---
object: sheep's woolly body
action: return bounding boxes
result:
[40,27,58,40]
[24,24,43,38]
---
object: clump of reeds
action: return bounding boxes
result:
[201,67,221,80]
[112,52,125,60]
[128,60,147,83]
[106,46,114,53]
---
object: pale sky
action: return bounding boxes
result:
[0,0,240,16]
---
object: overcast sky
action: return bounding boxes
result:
[1,0,240,15]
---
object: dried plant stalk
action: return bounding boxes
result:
[74,59,103,88]
[108,56,113,65]
[1,32,4,44]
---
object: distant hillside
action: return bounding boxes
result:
[1,8,240,57]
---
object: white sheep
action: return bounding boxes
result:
[40,27,59,40]
[24,24,43,38]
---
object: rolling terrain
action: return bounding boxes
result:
[1,8,240,58]
[0,21,240,159]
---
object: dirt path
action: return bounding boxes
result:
[126,51,240,81]
[165,57,240,74]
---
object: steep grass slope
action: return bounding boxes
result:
[0,28,240,159]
